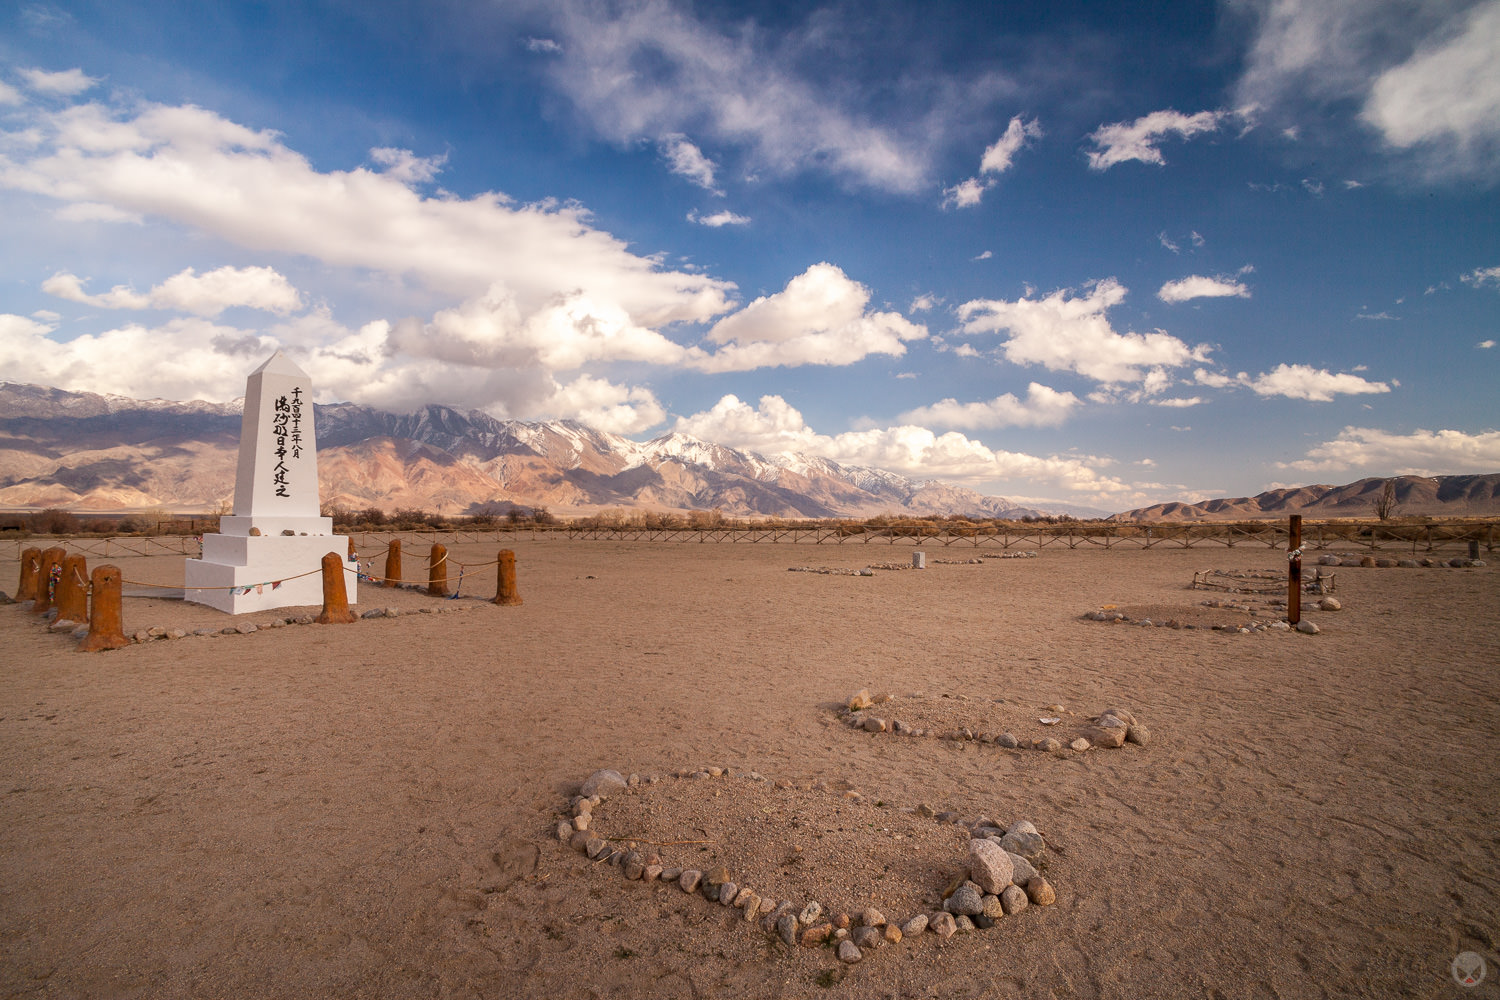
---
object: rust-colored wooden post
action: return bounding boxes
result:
[315,552,357,624]
[1288,515,1302,625]
[428,543,448,597]
[347,535,357,561]
[32,546,67,616]
[55,553,90,623]
[78,565,130,652]
[16,546,41,601]
[383,539,402,588]
[493,549,522,606]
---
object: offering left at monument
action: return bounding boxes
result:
[184,352,356,614]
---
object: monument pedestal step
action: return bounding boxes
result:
[185,534,356,615]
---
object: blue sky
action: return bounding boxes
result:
[1,0,1497,510]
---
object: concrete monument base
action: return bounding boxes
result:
[185,517,357,615]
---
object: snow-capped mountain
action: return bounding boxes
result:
[0,383,1061,518]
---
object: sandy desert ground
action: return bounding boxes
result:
[1,537,1497,999]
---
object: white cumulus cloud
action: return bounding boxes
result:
[388,284,689,371]
[0,305,670,435]
[1462,265,1500,288]
[941,177,987,209]
[18,67,99,96]
[659,134,722,193]
[1157,274,1252,303]
[0,92,755,428]
[43,265,304,316]
[1085,109,1224,170]
[673,393,1138,497]
[944,116,1042,209]
[0,96,736,327]
[956,278,1211,384]
[0,311,277,402]
[899,382,1079,429]
[1240,363,1391,401]
[688,209,750,227]
[980,116,1043,174]
[692,263,926,372]
[369,146,447,184]
[1284,426,1500,474]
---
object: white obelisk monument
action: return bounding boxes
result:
[184,352,355,613]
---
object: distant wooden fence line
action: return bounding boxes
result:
[7,520,1493,561]
[0,535,204,560]
[541,521,1497,552]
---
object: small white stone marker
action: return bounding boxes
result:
[912,551,926,569]
[184,352,355,614]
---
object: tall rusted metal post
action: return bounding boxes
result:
[1288,515,1302,625]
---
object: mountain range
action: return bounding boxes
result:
[0,382,1089,519]
[1108,474,1500,521]
[3,383,1496,521]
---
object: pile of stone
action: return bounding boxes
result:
[840,690,1149,752]
[988,551,1040,559]
[1315,553,1487,568]
[557,768,1058,965]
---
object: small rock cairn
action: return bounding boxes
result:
[839,690,1149,753]
[557,768,1058,965]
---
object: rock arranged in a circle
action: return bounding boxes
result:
[557,767,1059,965]
[837,690,1149,753]
[1082,598,1322,635]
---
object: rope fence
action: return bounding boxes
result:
[8,540,526,652]
[104,546,507,596]
[6,540,506,596]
